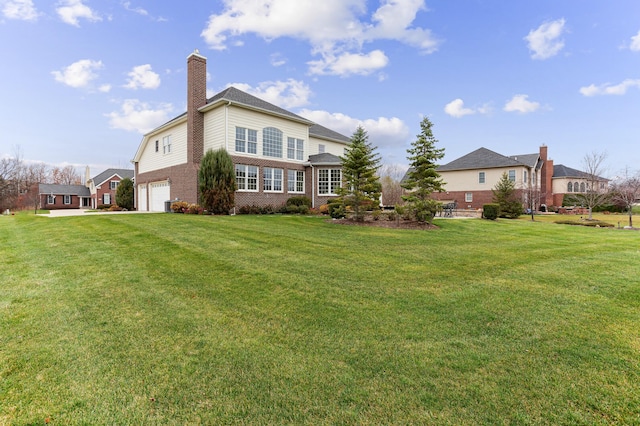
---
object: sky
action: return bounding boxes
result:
[1,0,639,178]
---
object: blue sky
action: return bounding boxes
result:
[1,0,639,177]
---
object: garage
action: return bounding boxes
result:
[137,184,147,211]
[149,181,170,212]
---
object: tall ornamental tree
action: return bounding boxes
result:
[199,148,236,215]
[567,151,610,220]
[115,177,134,210]
[401,117,445,223]
[610,168,640,228]
[492,172,523,218]
[337,126,382,221]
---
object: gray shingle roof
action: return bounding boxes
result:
[309,123,350,144]
[39,184,90,196]
[438,147,529,171]
[308,153,342,165]
[509,153,541,169]
[553,164,589,178]
[92,168,134,186]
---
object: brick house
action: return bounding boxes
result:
[86,168,134,208]
[38,183,91,210]
[132,50,350,212]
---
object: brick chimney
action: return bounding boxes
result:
[539,145,554,206]
[187,49,207,165]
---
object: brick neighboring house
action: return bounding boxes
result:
[86,168,134,208]
[38,184,91,210]
[551,164,608,207]
[132,50,350,212]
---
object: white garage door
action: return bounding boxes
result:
[138,184,147,212]
[150,181,170,212]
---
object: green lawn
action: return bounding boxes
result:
[1,213,639,425]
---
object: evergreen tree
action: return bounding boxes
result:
[492,172,524,218]
[401,117,445,223]
[199,148,236,214]
[115,177,134,210]
[338,126,382,221]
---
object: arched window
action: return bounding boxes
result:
[580,182,586,192]
[262,127,283,158]
[567,182,573,192]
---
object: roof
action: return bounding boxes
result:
[309,123,350,144]
[39,184,90,196]
[438,147,533,171]
[308,153,342,165]
[92,168,134,186]
[552,164,591,179]
[509,153,542,169]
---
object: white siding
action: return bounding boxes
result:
[203,106,226,153]
[138,123,188,174]
[440,166,531,192]
[309,136,347,156]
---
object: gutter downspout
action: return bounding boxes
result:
[310,164,315,208]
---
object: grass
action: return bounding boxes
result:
[1,213,639,425]
[520,211,638,228]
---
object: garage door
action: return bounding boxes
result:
[149,181,170,212]
[138,184,147,211]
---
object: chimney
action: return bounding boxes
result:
[187,49,207,164]
[539,145,553,206]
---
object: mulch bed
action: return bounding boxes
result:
[329,218,438,230]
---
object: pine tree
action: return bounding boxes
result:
[338,126,382,221]
[199,148,236,214]
[492,172,523,218]
[402,117,445,223]
[115,177,134,210]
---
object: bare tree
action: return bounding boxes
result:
[568,151,610,220]
[22,162,50,212]
[521,179,544,221]
[0,149,23,212]
[378,163,406,207]
[51,165,81,185]
[610,168,640,228]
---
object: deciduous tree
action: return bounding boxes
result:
[567,151,609,220]
[610,168,640,228]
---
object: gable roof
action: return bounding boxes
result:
[553,164,590,179]
[309,123,350,144]
[509,153,542,169]
[438,147,530,171]
[92,168,134,186]
[308,153,342,165]
[39,184,90,197]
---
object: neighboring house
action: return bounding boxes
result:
[551,164,608,207]
[85,168,134,208]
[38,184,91,210]
[132,50,350,212]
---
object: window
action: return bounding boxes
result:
[465,192,473,202]
[287,170,304,193]
[523,170,528,184]
[155,140,159,152]
[318,169,341,195]
[110,181,119,190]
[478,172,485,184]
[104,194,111,204]
[163,135,171,154]
[235,127,257,154]
[235,165,258,191]
[574,181,580,192]
[47,195,55,204]
[64,195,71,205]
[567,182,573,192]
[508,170,516,182]
[318,144,325,154]
[580,182,586,192]
[263,167,283,192]
[287,137,304,161]
[263,127,282,158]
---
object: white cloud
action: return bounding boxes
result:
[524,18,566,60]
[2,0,38,21]
[630,30,640,52]
[298,109,410,150]
[98,84,111,93]
[308,50,389,76]
[51,59,103,88]
[106,99,174,134]
[56,0,101,27]
[200,0,441,76]
[227,79,312,109]
[270,53,287,67]
[444,99,474,118]
[124,64,161,90]
[122,1,147,16]
[579,79,640,96]
[504,94,540,113]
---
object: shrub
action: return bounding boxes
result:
[318,204,330,215]
[371,209,382,221]
[108,205,124,211]
[328,203,346,219]
[185,203,203,214]
[554,220,614,228]
[97,204,112,210]
[483,203,500,220]
[171,201,189,213]
[286,196,312,208]
[385,211,397,221]
[115,178,134,211]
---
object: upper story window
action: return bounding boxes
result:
[574,181,580,192]
[155,140,159,152]
[508,169,516,182]
[236,127,257,154]
[580,182,586,192]
[163,135,171,154]
[523,170,528,184]
[287,137,304,161]
[110,181,119,190]
[318,144,325,154]
[263,127,282,158]
[478,172,485,184]
[567,182,573,192]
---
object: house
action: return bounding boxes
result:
[38,183,91,209]
[85,167,134,208]
[422,145,607,210]
[132,50,350,212]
